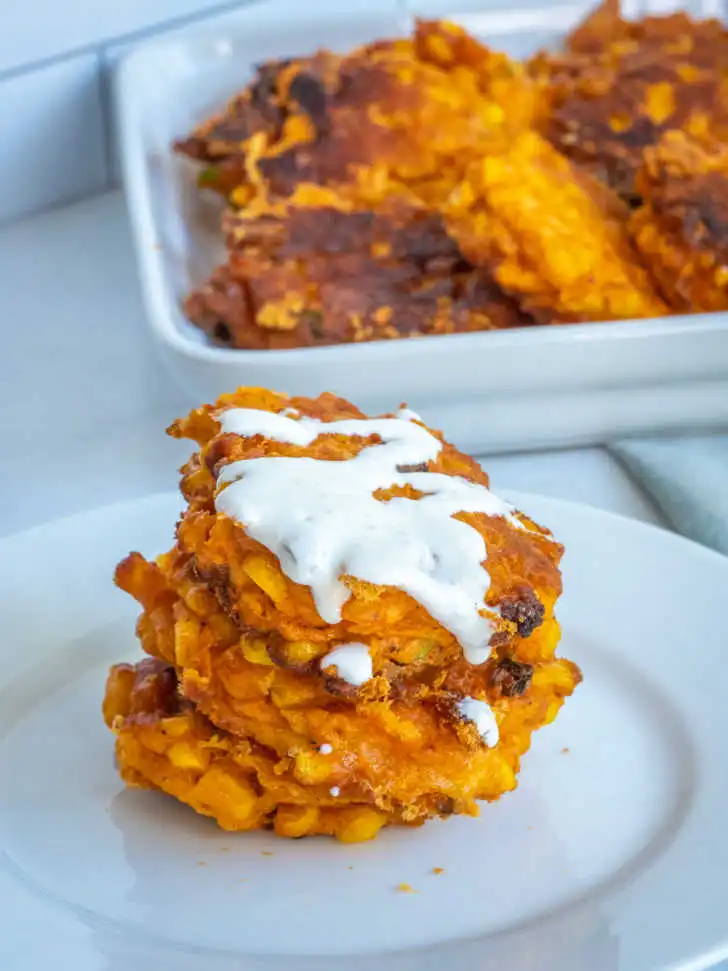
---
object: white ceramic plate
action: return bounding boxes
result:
[115,5,728,453]
[1,491,727,971]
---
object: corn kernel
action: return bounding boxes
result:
[495,757,517,791]
[371,242,392,260]
[335,808,387,843]
[168,742,209,772]
[281,113,315,143]
[193,766,257,824]
[293,751,332,785]
[102,665,136,727]
[174,614,201,667]
[543,698,564,725]
[225,665,273,700]
[243,555,289,603]
[136,727,170,756]
[257,299,305,332]
[372,305,393,324]
[676,62,703,83]
[284,640,321,665]
[482,102,505,125]
[184,585,217,616]
[274,805,320,838]
[427,34,454,63]
[391,639,435,664]
[241,637,275,667]
[645,82,675,125]
[230,186,253,208]
[608,112,632,133]
[368,703,422,742]
[160,716,190,738]
[271,682,317,709]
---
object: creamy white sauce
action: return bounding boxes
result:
[456,697,499,747]
[320,643,373,686]
[396,407,424,422]
[215,407,528,663]
[329,786,341,797]
[319,743,333,755]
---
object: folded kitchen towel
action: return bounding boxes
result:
[607,434,728,557]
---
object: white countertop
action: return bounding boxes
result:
[0,190,663,539]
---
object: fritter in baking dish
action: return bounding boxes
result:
[172,5,728,348]
[106,387,581,840]
[630,131,728,313]
[177,20,546,347]
[532,0,728,202]
[176,20,537,204]
[186,190,534,348]
[443,130,667,323]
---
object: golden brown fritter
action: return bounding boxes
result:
[173,6,728,345]
[176,20,546,346]
[106,654,572,840]
[443,130,668,323]
[532,0,728,201]
[107,388,581,840]
[563,0,728,57]
[177,21,538,204]
[104,658,393,841]
[630,131,728,312]
[186,190,534,348]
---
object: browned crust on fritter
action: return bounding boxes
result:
[185,200,533,348]
[174,52,343,188]
[630,131,728,311]
[532,0,728,201]
[175,21,550,347]
[176,23,538,194]
[490,657,534,697]
[499,587,545,638]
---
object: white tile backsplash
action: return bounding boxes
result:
[0,54,107,223]
[0,0,253,74]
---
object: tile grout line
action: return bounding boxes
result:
[0,0,265,84]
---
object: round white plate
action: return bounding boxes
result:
[0,492,726,971]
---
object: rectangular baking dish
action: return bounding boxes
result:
[116,0,728,454]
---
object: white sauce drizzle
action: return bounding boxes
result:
[320,643,373,686]
[216,407,526,664]
[319,743,333,755]
[396,407,424,423]
[456,697,499,747]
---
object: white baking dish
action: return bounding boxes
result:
[116,1,728,454]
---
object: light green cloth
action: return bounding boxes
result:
[607,435,728,556]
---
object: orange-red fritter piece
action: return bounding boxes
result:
[106,388,581,840]
[631,131,728,312]
[444,130,667,323]
[532,0,728,201]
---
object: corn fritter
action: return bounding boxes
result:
[443,131,667,323]
[630,131,728,312]
[106,388,581,840]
